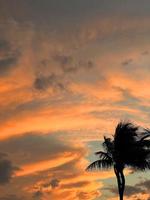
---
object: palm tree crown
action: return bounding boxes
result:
[86,122,150,200]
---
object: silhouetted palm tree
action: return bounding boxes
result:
[86,122,150,200]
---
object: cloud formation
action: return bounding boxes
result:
[107,178,150,200]
[53,53,94,73]
[122,58,133,66]
[0,38,20,75]
[0,155,18,185]
[108,184,145,197]
[34,73,65,91]
[49,178,60,189]
[0,195,23,200]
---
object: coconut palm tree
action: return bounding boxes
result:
[86,122,150,200]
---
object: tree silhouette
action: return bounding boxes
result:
[86,122,150,200]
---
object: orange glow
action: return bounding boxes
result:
[15,152,79,177]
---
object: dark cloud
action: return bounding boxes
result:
[0,99,47,124]
[0,133,84,165]
[136,179,150,190]
[78,60,95,71]
[125,185,145,197]
[89,110,135,120]
[34,73,66,91]
[0,38,20,75]
[39,178,60,189]
[62,65,77,73]
[0,40,10,52]
[62,181,88,189]
[1,0,150,26]
[0,155,18,185]
[107,178,150,199]
[87,60,94,68]
[34,55,95,93]
[61,60,95,73]
[53,54,77,73]
[33,50,95,94]
[0,194,23,200]
[107,184,145,197]
[122,58,133,66]
[33,191,43,199]
[34,74,57,90]
[53,54,73,67]
[53,53,94,73]
[0,56,18,75]
[50,178,60,189]
[141,50,149,55]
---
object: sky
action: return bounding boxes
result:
[0,0,150,199]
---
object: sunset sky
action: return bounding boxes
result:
[0,1,150,200]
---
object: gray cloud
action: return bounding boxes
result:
[136,179,150,190]
[34,74,57,90]
[122,58,133,66]
[125,185,145,197]
[141,50,149,55]
[33,191,43,199]
[34,73,66,91]
[113,87,150,123]
[49,178,60,189]
[34,54,95,93]
[0,156,18,185]
[53,54,73,68]
[78,60,95,71]
[62,181,88,189]
[1,0,150,26]
[115,87,140,106]
[107,184,145,197]
[53,53,95,73]
[38,178,60,190]
[0,40,10,52]
[86,60,94,68]
[0,37,20,75]
[0,195,23,200]
[61,61,94,73]
[53,53,77,73]
[0,56,18,75]
[0,133,84,165]
[107,178,150,199]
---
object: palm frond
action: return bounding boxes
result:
[138,140,150,147]
[86,159,113,171]
[138,129,150,148]
[115,122,139,140]
[144,128,150,134]
[114,122,140,160]
[95,151,112,159]
[95,151,105,155]
[127,159,150,171]
[103,137,114,155]
[140,130,150,141]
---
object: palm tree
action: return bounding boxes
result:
[86,122,150,200]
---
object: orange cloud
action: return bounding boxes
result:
[15,152,79,177]
[109,193,150,200]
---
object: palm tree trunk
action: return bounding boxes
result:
[114,166,125,200]
[120,169,125,199]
